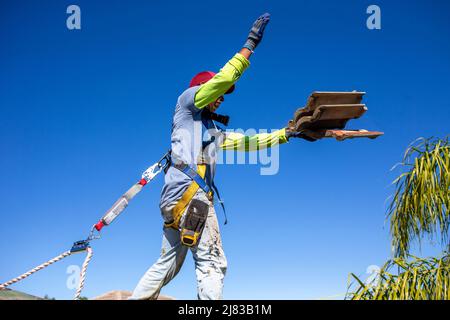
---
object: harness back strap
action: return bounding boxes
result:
[164,164,210,230]
[211,181,227,225]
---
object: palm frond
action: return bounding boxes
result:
[346,253,450,300]
[388,137,450,257]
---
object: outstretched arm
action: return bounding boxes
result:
[219,123,322,151]
[194,13,271,109]
[220,128,289,152]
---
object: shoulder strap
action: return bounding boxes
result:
[173,163,211,194]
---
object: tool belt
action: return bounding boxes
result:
[163,149,227,247]
[179,198,209,247]
[164,163,213,235]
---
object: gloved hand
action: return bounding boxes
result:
[243,13,271,52]
[285,127,320,142]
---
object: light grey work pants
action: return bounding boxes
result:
[130,191,227,300]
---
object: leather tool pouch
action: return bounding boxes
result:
[180,199,209,247]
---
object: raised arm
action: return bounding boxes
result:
[194,54,250,109]
[194,13,271,109]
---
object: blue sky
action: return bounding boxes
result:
[1,0,449,300]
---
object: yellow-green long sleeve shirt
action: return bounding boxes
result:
[220,128,288,151]
[194,53,250,109]
[193,53,288,150]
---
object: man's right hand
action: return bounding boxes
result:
[243,13,271,52]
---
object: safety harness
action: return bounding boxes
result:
[163,159,227,231]
[163,110,229,231]
[163,162,210,230]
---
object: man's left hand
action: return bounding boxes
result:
[285,127,321,142]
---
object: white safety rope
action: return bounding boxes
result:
[0,251,72,290]
[74,247,93,300]
[0,247,93,300]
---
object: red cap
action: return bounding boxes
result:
[189,71,235,94]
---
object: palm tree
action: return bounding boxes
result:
[389,137,450,257]
[347,137,450,300]
[347,253,449,300]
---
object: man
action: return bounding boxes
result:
[130,13,307,300]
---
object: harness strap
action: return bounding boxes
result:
[211,181,227,225]
[174,163,211,194]
[164,164,211,230]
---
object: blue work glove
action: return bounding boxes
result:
[243,13,271,52]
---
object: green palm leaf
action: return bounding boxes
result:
[388,137,450,257]
[346,253,450,300]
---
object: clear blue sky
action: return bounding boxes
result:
[1,0,449,300]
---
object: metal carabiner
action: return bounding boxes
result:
[157,151,171,172]
[87,224,102,242]
[142,151,171,182]
[142,163,162,182]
